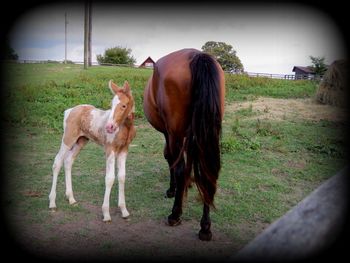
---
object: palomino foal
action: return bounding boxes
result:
[49,80,136,221]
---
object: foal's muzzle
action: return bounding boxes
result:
[105,123,118,134]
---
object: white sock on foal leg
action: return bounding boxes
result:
[49,143,70,209]
[102,152,115,221]
[64,146,79,205]
[117,151,129,218]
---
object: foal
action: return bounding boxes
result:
[49,80,136,221]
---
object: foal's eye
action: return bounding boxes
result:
[121,104,127,109]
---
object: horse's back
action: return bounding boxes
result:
[144,49,201,136]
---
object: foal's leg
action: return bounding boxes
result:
[49,142,71,209]
[102,151,116,222]
[63,137,88,205]
[116,151,130,218]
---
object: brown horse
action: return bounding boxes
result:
[143,48,225,241]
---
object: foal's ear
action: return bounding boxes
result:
[108,80,121,95]
[123,81,131,94]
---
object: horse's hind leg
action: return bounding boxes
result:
[49,142,71,210]
[64,137,88,205]
[164,133,175,198]
[167,137,185,226]
[199,204,212,241]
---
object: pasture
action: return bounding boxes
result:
[1,63,348,261]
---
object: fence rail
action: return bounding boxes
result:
[2,60,323,81]
[2,59,139,67]
[246,72,296,80]
[229,71,323,81]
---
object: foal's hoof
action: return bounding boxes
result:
[122,216,131,222]
[199,229,212,241]
[122,213,130,220]
[103,215,112,223]
[167,216,181,226]
[49,207,57,213]
[165,189,175,198]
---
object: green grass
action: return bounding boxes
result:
[1,63,318,131]
[225,74,318,101]
[1,63,347,250]
[1,63,152,130]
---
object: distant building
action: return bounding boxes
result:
[139,56,155,68]
[292,66,316,80]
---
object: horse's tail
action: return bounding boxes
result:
[186,52,223,207]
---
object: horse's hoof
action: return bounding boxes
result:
[122,213,130,220]
[166,216,181,226]
[199,229,212,241]
[49,207,57,213]
[103,215,112,223]
[165,189,175,198]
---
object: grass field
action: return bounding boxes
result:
[1,63,348,260]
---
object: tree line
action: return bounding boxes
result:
[96,42,328,75]
[96,41,244,72]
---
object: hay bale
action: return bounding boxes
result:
[315,60,349,108]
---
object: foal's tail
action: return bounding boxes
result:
[186,52,223,207]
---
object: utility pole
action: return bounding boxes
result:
[64,12,68,64]
[84,1,89,69]
[84,0,92,69]
[88,1,92,66]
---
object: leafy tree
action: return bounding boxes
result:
[97,46,136,65]
[309,56,328,75]
[1,42,18,60]
[201,41,243,72]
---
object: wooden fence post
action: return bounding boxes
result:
[231,167,348,262]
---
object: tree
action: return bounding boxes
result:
[97,46,136,66]
[201,41,243,72]
[309,56,328,75]
[1,42,18,60]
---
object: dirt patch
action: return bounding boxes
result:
[9,202,239,262]
[229,97,348,122]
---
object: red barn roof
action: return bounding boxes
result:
[139,56,155,68]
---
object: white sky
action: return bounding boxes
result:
[9,3,347,74]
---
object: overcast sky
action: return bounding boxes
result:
[8,2,347,74]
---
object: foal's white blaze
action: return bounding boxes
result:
[105,95,121,134]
